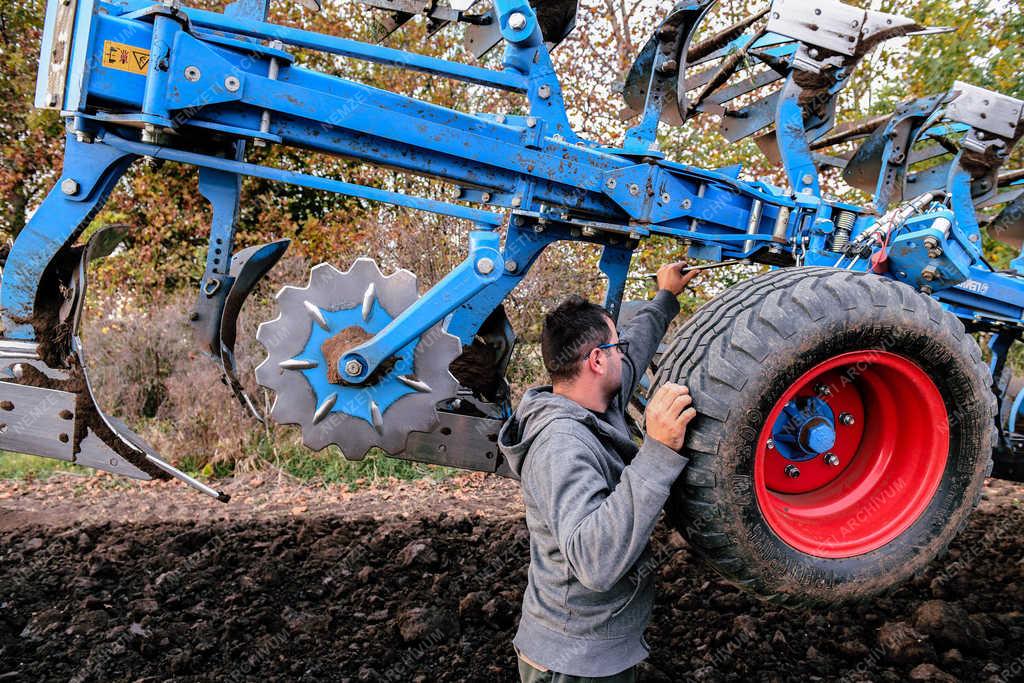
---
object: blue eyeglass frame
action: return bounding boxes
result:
[595,341,630,355]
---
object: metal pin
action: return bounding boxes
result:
[313,392,338,424]
[362,283,375,322]
[398,375,433,393]
[280,358,318,370]
[370,400,384,434]
[303,300,330,331]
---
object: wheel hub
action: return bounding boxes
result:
[755,351,950,558]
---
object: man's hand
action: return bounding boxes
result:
[645,382,697,451]
[656,261,701,296]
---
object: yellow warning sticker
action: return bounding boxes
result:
[101,40,151,76]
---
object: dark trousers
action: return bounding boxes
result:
[517,655,637,683]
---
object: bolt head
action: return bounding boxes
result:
[60,178,79,196]
[224,76,241,92]
[839,412,855,426]
[344,359,363,376]
[784,464,801,478]
[606,178,617,190]
[508,11,527,30]
[537,84,551,99]
[504,260,518,273]
[681,199,692,210]
[766,439,775,450]
[185,66,201,82]
[476,257,495,275]
[823,453,840,467]
[814,383,831,397]
[628,184,640,197]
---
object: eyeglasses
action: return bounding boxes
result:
[595,340,629,356]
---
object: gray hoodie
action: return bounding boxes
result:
[498,290,688,677]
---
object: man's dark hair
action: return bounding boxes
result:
[541,295,613,382]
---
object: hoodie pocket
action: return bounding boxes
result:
[609,572,643,618]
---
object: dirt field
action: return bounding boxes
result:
[0,472,1022,682]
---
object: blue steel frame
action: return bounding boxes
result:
[7,0,1024,391]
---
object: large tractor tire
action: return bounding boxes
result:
[654,267,995,606]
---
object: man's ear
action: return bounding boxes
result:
[585,348,605,376]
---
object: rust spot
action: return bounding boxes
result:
[320,327,400,385]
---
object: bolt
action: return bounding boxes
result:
[969,234,979,243]
[75,131,93,144]
[526,116,537,128]
[508,12,527,30]
[839,413,855,426]
[184,66,201,82]
[766,438,775,450]
[802,174,815,186]
[823,453,840,467]
[224,76,241,92]
[533,224,545,234]
[785,464,801,479]
[814,383,832,397]
[510,196,522,207]
[476,257,495,275]
[480,192,492,202]
[606,178,618,190]
[921,265,939,282]
[60,178,79,196]
[628,184,640,197]
[344,359,363,376]
[923,237,939,250]
[660,192,671,203]
[504,260,518,273]
[681,198,692,210]
[656,59,678,75]
[537,84,551,99]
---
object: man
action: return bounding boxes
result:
[498,262,699,682]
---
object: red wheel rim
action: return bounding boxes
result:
[754,351,949,558]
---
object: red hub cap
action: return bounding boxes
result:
[755,351,949,558]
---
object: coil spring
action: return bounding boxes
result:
[831,210,856,253]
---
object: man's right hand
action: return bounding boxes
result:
[645,383,697,451]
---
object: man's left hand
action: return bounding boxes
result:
[656,261,701,296]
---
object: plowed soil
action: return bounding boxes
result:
[0,472,1022,682]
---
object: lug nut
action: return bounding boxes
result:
[839,413,855,426]
[784,464,801,479]
[508,12,527,30]
[823,453,840,467]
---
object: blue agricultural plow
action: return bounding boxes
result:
[4,0,1024,603]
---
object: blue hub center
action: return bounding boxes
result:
[294,301,417,427]
[771,396,836,462]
